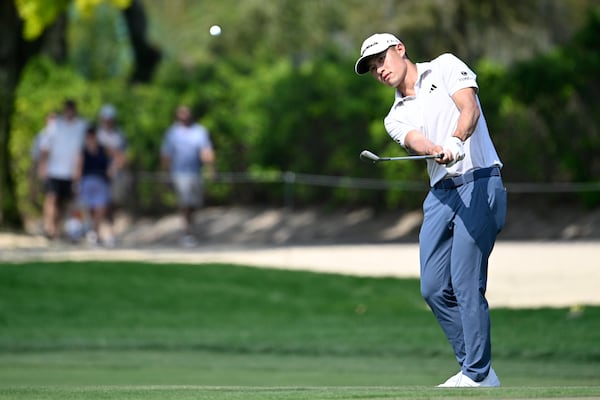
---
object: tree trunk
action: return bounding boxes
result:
[0,1,67,229]
[123,0,162,83]
[0,0,28,228]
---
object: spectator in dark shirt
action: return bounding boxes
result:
[74,124,116,246]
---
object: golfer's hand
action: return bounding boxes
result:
[427,145,446,165]
[442,136,465,167]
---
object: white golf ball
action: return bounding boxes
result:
[209,25,222,36]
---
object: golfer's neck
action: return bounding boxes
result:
[397,61,418,97]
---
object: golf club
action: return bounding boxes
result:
[360,150,444,163]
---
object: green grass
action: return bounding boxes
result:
[0,261,599,399]
[2,386,600,400]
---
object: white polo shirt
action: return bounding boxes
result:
[384,53,502,186]
[39,116,87,180]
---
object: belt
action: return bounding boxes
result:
[433,166,501,190]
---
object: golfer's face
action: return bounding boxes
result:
[368,45,405,88]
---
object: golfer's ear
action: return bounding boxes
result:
[396,42,406,57]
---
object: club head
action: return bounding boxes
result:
[360,150,380,162]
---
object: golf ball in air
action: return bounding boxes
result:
[209,25,222,36]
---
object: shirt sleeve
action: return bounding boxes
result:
[384,115,413,148]
[198,126,213,150]
[37,131,51,152]
[437,53,479,95]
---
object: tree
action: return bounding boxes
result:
[123,0,161,83]
[0,0,60,227]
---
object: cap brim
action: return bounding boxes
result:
[354,57,370,75]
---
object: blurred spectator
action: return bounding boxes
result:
[97,104,129,246]
[29,112,57,206]
[161,105,216,247]
[31,112,57,163]
[74,123,116,246]
[37,100,87,240]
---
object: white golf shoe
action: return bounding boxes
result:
[436,371,462,387]
[437,367,501,388]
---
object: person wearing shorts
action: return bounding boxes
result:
[38,100,87,239]
[161,105,215,247]
[355,33,506,387]
[75,124,114,246]
[171,173,203,207]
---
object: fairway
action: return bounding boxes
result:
[3,386,600,400]
[0,261,599,399]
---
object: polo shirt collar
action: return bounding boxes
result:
[393,61,433,103]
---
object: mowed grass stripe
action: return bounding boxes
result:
[0,349,598,387]
[1,386,600,400]
[0,261,445,355]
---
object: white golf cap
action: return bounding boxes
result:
[354,33,401,75]
[99,104,117,119]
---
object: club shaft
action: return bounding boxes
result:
[360,150,443,162]
[379,154,440,161]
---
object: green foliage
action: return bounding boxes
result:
[68,1,133,80]
[475,7,600,206]
[9,1,600,219]
[16,0,70,39]
[136,46,423,208]
[16,0,131,40]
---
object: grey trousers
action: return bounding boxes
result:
[419,174,506,382]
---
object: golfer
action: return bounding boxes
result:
[355,33,506,387]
